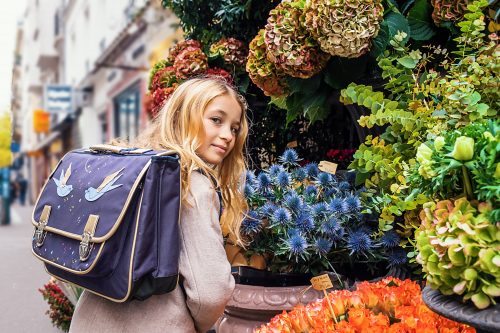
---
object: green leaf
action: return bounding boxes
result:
[397,56,419,68]
[370,21,390,57]
[407,0,437,41]
[287,74,322,95]
[401,0,416,14]
[303,91,329,123]
[385,12,410,41]
[270,96,288,110]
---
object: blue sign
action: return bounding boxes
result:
[44,85,73,113]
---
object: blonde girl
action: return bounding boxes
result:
[70,77,249,333]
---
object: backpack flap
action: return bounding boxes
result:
[31,149,156,275]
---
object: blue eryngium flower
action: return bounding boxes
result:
[305,185,318,198]
[260,202,277,217]
[295,212,314,233]
[387,248,407,267]
[321,217,344,239]
[343,195,361,213]
[276,170,291,187]
[269,164,285,178]
[305,163,319,178]
[246,170,256,186]
[293,167,307,182]
[338,181,350,191]
[284,191,302,212]
[347,231,373,254]
[241,211,261,235]
[279,148,300,165]
[272,207,292,225]
[287,234,308,256]
[243,183,255,198]
[314,237,333,255]
[256,172,272,190]
[380,230,400,248]
[311,202,328,217]
[329,197,344,213]
[316,172,334,187]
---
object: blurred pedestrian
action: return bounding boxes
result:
[16,173,27,206]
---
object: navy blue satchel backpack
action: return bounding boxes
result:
[31,144,181,302]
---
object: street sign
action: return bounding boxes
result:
[44,85,74,114]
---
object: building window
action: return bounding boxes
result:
[132,44,145,59]
[33,29,39,41]
[113,83,140,140]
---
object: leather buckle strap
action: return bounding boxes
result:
[34,205,52,247]
[79,214,99,261]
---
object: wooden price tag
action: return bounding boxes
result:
[318,161,338,175]
[310,274,334,291]
[286,140,298,148]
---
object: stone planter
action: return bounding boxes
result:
[215,268,338,333]
[422,286,500,333]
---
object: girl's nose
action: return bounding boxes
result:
[220,126,233,141]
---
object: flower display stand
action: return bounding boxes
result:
[422,286,500,333]
[216,283,324,333]
[215,267,329,332]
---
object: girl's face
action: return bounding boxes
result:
[197,94,242,165]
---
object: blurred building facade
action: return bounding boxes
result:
[11,0,182,202]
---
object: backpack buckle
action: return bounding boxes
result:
[79,232,94,261]
[79,214,99,261]
[35,205,52,247]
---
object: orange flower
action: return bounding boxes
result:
[347,307,371,331]
[255,277,476,333]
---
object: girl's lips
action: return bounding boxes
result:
[212,144,227,154]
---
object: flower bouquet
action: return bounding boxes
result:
[411,120,500,308]
[229,149,408,280]
[39,278,76,332]
[255,277,475,332]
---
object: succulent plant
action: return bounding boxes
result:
[149,66,178,91]
[167,39,202,63]
[264,0,330,78]
[247,29,289,97]
[304,0,384,58]
[431,0,471,26]
[173,46,209,79]
[416,198,500,309]
[209,37,248,69]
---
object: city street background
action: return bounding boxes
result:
[0,202,61,332]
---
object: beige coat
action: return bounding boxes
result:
[69,172,235,333]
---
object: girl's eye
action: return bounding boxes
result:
[231,127,240,135]
[211,117,222,124]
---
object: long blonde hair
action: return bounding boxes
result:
[129,77,248,245]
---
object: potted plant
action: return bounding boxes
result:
[217,149,407,332]
[412,120,499,310]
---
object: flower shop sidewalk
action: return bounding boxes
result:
[0,202,62,332]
